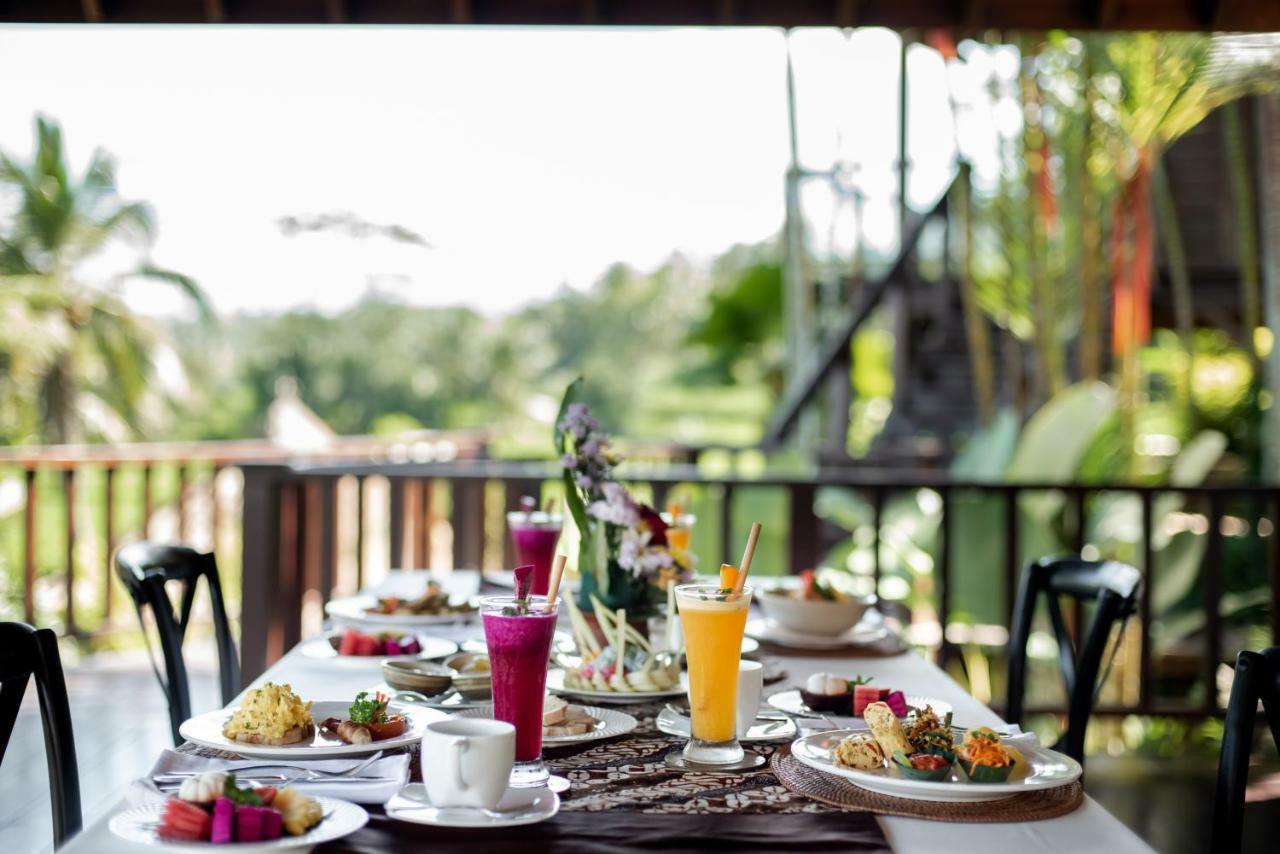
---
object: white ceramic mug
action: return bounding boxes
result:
[736,660,764,736]
[422,718,514,810]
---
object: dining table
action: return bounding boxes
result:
[63,595,1155,854]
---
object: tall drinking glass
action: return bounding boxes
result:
[505,510,563,596]
[675,583,753,765]
[481,594,559,787]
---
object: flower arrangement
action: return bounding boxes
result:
[555,380,694,614]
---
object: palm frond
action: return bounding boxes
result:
[127,264,216,325]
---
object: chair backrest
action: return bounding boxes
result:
[115,542,240,744]
[1006,555,1142,764]
[1211,647,1280,854]
[0,622,82,847]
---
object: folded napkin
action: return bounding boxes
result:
[130,749,410,805]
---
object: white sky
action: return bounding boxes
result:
[0,25,956,318]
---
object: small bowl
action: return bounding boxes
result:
[381,660,453,696]
[758,588,873,637]
[443,652,492,701]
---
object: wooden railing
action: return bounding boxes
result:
[3,444,1277,724]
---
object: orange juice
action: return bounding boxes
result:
[676,585,752,746]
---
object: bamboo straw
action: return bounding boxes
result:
[732,522,762,596]
[544,553,567,613]
[615,608,627,680]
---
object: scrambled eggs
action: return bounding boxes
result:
[223,682,313,740]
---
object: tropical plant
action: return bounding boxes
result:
[0,115,209,444]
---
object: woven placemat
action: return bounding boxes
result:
[771,748,1084,823]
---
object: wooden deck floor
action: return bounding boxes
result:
[3,652,1278,853]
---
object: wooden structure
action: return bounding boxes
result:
[6,0,1280,29]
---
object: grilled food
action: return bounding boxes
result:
[832,733,885,770]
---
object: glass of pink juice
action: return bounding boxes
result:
[481,594,559,787]
[506,511,562,595]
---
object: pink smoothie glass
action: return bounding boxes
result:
[481,593,559,787]
[506,500,563,596]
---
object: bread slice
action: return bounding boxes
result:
[542,695,568,726]
[863,701,911,757]
[230,722,315,746]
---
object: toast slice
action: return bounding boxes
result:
[230,722,315,746]
[543,695,568,726]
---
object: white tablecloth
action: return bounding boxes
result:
[61,619,1153,853]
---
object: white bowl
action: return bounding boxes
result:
[757,588,873,637]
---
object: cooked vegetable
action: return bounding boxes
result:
[957,726,1015,783]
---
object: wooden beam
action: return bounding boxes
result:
[451,0,470,23]
[835,0,858,28]
[80,0,102,22]
[324,0,346,23]
[203,0,224,23]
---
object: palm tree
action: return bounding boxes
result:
[0,115,210,444]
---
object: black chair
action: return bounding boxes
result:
[0,622,82,847]
[1006,555,1142,764]
[115,542,240,744]
[1211,647,1280,854]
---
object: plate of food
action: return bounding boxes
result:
[451,697,638,746]
[545,667,688,704]
[298,629,457,667]
[180,683,442,759]
[768,674,953,722]
[756,570,875,638]
[745,617,889,651]
[324,580,478,628]
[109,772,368,850]
[790,701,1082,802]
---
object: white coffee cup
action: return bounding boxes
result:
[736,660,764,737]
[422,718,514,810]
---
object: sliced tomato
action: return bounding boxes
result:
[366,714,407,741]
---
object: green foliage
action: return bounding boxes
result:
[0,116,207,444]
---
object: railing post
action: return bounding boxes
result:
[104,465,116,623]
[24,467,36,624]
[452,478,486,569]
[63,468,77,637]
[389,477,406,569]
[239,464,289,684]
[1205,491,1224,713]
[788,483,819,574]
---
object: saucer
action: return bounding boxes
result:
[655,708,797,742]
[385,783,560,828]
[663,751,767,773]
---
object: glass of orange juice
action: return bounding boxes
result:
[675,582,753,765]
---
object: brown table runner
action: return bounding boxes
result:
[311,700,889,852]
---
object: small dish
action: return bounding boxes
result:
[384,783,559,828]
[381,660,454,696]
[443,653,492,701]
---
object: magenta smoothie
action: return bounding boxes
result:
[506,509,562,596]
[481,595,558,773]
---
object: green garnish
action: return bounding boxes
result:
[847,675,872,689]
[222,773,262,806]
[349,690,387,724]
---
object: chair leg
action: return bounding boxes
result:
[33,630,82,846]
[0,674,30,763]
[1212,653,1258,854]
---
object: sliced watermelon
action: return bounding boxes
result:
[337,628,361,656]
[853,685,884,716]
[158,798,213,842]
[354,633,379,656]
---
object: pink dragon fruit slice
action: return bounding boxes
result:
[885,690,909,717]
[235,805,266,843]
[260,807,283,841]
[210,797,235,844]
[513,564,535,601]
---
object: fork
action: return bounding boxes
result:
[154,750,385,783]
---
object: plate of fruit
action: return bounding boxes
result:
[767,674,952,722]
[298,629,457,667]
[109,771,368,850]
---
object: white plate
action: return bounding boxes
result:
[767,689,952,723]
[790,729,1082,802]
[385,783,559,828]
[655,708,797,742]
[745,617,890,650]
[544,668,688,704]
[325,595,478,629]
[450,704,638,746]
[108,795,368,850]
[180,700,444,759]
[298,633,458,667]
